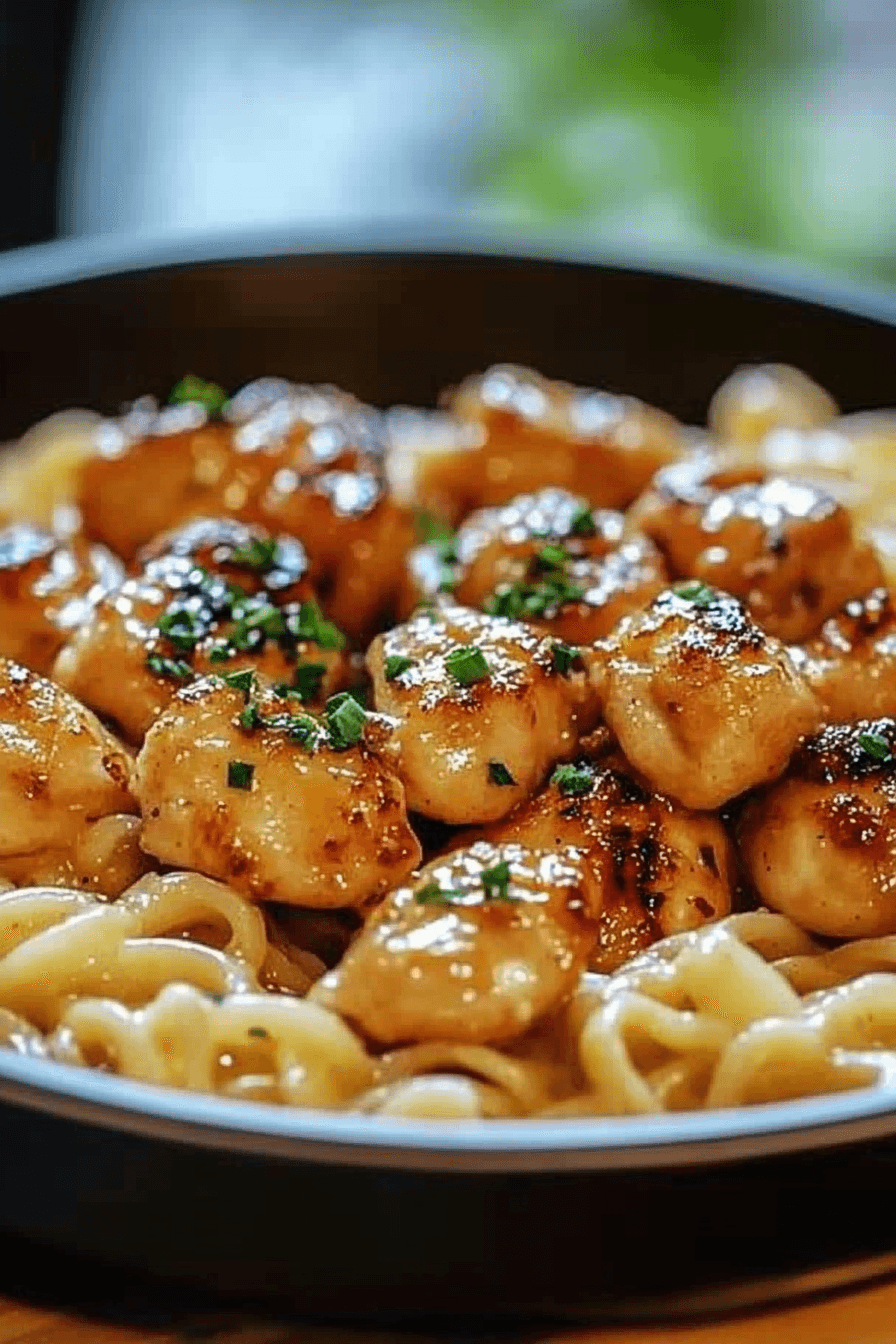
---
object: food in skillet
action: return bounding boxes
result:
[5,363,896,1120]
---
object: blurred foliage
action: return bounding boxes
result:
[458,0,896,282]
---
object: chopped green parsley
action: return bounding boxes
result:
[384,654,415,681]
[488,760,516,787]
[168,374,228,418]
[445,645,490,685]
[552,763,594,797]
[227,760,254,791]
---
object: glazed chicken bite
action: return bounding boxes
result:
[411,364,683,524]
[367,602,593,824]
[788,588,896,722]
[0,659,138,893]
[136,675,420,908]
[708,363,838,447]
[595,587,819,810]
[310,840,598,1046]
[480,746,736,971]
[402,487,667,642]
[0,522,122,674]
[739,719,896,937]
[54,517,350,744]
[632,457,884,642]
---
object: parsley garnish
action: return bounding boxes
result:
[484,574,584,620]
[481,859,514,901]
[550,641,578,674]
[415,880,467,906]
[552,763,594,797]
[239,704,263,731]
[488,761,516,786]
[222,668,256,700]
[288,601,346,651]
[534,543,568,573]
[858,731,892,762]
[146,653,193,681]
[445,645,490,685]
[675,581,715,609]
[570,506,597,537]
[229,537,278,570]
[384,654,414,681]
[227,760,254,790]
[157,608,202,651]
[292,661,327,703]
[326,692,366,750]
[169,374,228,418]
[415,511,455,545]
[288,715,319,747]
[247,1025,269,1039]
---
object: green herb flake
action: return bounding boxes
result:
[415,511,455,545]
[481,859,514,902]
[534,543,568,573]
[146,653,193,681]
[227,760,254,790]
[488,760,516,787]
[414,880,466,906]
[239,704,263,731]
[288,715,319,747]
[293,661,328,703]
[229,537,278,571]
[326,691,366,750]
[859,731,892,762]
[168,374,228,418]
[222,668,256,700]
[551,763,594,797]
[208,644,232,663]
[289,601,346,651]
[550,641,578,675]
[570,506,597,538]
[157,608,201,651]
[675,581,715,609]
[445,645,490,686]
[384,654,415,681]
[247,1025,269,1039]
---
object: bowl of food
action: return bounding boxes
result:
[2,231,896,1324]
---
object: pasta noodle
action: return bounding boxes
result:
[3,362,896,1126]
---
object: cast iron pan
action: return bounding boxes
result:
[2,230,896,1325]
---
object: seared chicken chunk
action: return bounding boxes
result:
[136,676,420,908]
[788,588,896,722]
[632,457,883,642]
[412,364,682,524]
[367,602,593,824]
[0,522,122,674]
[54,518,349,744]
[740,719,896,937]
[481,747,735,971]
[311,840,598,1046]
[595,588,819,810]
[0,814,149,898]
[708,363,838,447]
[402,487,667,641]
[0,659,136,873]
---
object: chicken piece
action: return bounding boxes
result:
[367,602,593,824]
[0,409,102,529]
[311,840,598,1046]
[412,364,683,524]
[481,748,735,972]
[0,659,136,869]
[77,397,235,559]
[136,676,421,908]
[739,719,896,938]
[401,487,667,641]
[708,363,838,447]
[595,587,819,810]
[54,517,349,744]
[788,588,896,722]
[0,814,150,898]
[0,522,122,674]
[632,456,883,642]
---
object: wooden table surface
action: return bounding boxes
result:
[4,1259,896,1344]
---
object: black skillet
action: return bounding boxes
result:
[1,231,896,1325]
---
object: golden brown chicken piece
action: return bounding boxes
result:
[788,588,896,723]
[595,587,819,810]
[708,363,838,447]
[632,457,884,642]
[401,487,667,642]
[136,676,420,908]
[480,746,735,971]
[0,659,137,891]
[310,840,598,1046]
[54,517,350,744]
[410,364,683,524]
[367,602,594,824]
[0,522,122,674]
[739,718,896,937]
[77,384,415,640]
